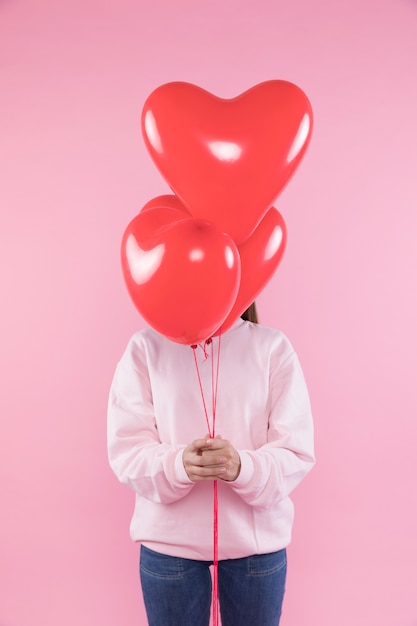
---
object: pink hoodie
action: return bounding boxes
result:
[107,319,315,560]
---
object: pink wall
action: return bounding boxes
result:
[1,0,416,624]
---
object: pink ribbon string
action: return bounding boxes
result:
[191,334,222,626]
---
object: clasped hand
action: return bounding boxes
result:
[183,435,241,482]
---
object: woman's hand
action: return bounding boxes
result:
[183,435,241,482]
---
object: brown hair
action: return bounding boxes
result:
[240,302,259,324]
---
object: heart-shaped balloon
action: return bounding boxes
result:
[142,81,312,244]
[121,204,241,344]
[214,206,287,335]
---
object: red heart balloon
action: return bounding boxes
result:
[141,81,312,244]
[214,206,287,335]
[121,205,241,344]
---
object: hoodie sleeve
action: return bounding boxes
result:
[107,337,194,504]
[230,348,315,509]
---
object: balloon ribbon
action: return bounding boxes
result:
[191,335,222,626]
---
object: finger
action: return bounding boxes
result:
[190,438,214,452]
[198,453,227,467]
[187,466,227,481]
[201,437,227,450]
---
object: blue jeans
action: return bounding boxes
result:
[140,545,287,626]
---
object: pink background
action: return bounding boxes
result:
[1,0,416,624]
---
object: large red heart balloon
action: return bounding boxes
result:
[214,206,287,335]
[141,81,313,244]
[121,204,241,344]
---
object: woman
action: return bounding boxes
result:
[107,303,315,625]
